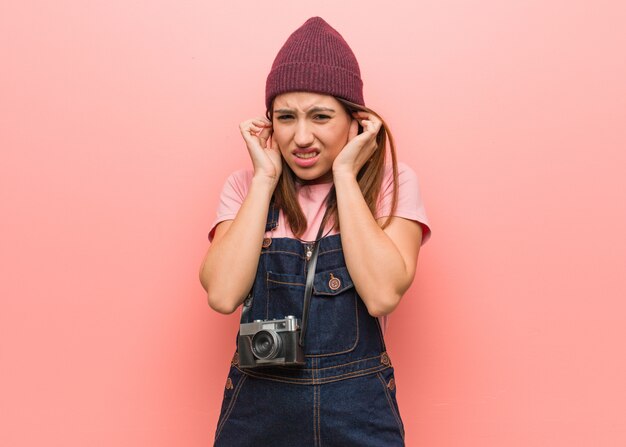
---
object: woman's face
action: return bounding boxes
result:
[271,92,354,183]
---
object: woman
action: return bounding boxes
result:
[199,17,431,446]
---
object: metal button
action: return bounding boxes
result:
[243,295,252,308]
[225,377,233,390]
[380,352,391,366]
[387,378,396,391]
[328,273,341,291]
[305,244,313,261]
[262,237,272,248]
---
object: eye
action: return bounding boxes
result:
[313,114,331,121]
[276,114,294,121]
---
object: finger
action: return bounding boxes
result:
[247,125,263,135]
[250,117,272,127]
[352,112,381,127]
[240,117,270,130]
[258,126,271,146]
[352,111,375,120]
[360,119,381,134]
[357,119,373,132]
[251,119,271,127]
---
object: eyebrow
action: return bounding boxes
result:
[273,106,336,114]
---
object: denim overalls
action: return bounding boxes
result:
[214,201,405,446]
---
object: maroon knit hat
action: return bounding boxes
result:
[265,17,364,111]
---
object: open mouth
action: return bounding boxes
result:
[294,151,320,159]
[292,149,320,167]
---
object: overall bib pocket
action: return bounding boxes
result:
[265,271,305,321]
[266,266,358,355]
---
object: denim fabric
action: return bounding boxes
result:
[214,202,405,446]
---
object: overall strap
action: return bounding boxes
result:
[265,199,279,232]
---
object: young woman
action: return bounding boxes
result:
[199,17,431,446]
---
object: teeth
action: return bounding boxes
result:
[295,152,318,159]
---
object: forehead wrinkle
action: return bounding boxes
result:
[273,92,338,113]
[273,105,337,114]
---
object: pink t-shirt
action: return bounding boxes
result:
[208,161,431,333]
[209,161,431,243]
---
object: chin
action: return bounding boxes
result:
[290,167,332,183]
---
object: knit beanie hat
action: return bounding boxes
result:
[265,17,364,111]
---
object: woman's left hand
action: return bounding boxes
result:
[332,111,382,178]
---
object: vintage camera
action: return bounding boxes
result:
[238,315,305,368]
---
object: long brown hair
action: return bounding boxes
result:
[266,97,399,238]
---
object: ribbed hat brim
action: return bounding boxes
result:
[266,62,364,110]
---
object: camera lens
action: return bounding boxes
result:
[251,330,282,360]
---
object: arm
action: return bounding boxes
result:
[332,112,423,317]
[199,176,275,314]
[334,173,423,317]
[199,117,281,314]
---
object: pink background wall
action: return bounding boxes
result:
[2,1,625,445]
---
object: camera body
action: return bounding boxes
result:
[238,315,305,368]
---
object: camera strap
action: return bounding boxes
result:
[240,292,253,325]
[298,212,328,347]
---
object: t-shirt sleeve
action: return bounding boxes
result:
[375,161,432,245]
[207,169,253,242]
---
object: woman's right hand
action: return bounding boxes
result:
[239,117,282,185]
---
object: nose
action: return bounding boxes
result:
[294,120,314,148]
